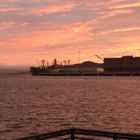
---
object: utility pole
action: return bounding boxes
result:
[79,51,80,64]
[138,49,140,57]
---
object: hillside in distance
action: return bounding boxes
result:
[65,61,103,68]
[79,61,103,68]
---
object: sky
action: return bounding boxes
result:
[0,0,140,67]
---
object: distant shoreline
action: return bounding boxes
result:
[0,72,31,74]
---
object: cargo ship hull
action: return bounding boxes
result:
[30,67,61,75]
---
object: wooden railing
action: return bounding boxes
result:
[14,128,140,140]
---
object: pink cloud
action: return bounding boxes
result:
[101,27,140,35]
[108,1,140,9]
[20,22,30,26]
[20,2,77,16]
[113,27,140,32]
[6,0,19,2]
[0,22,16,30]
[99,9,132,19]
[0,8,17,12]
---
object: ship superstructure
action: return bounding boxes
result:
[30,59,62,75]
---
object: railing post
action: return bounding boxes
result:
[71,128,75,140]
[35,137,39,140]
[113,134,117,140]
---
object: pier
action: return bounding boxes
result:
[32,72,140,76]
[14,128,140,140]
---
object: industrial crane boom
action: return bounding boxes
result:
[94,54,103,61]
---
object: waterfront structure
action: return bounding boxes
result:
[104,56,140,72]
[60,67,103,73]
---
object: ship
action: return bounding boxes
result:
[30,59,62,75]
[30,58,104,76]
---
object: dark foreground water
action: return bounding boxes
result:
[0,74,140,139]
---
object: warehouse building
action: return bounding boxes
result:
[104,56,140,72]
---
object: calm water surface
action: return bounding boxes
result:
[0,74,140,139]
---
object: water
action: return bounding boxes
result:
[0,74,140,139]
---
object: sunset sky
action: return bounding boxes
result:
[0,0,140,67]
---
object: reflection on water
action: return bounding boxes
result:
[0,74,140,139]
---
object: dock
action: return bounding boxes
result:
[32,72,140,76]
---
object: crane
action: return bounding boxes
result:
[94,54,103,61]
[36,59,41,67]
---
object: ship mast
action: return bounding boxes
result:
[41,60,45,68]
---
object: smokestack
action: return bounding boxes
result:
[54,59,57,65]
